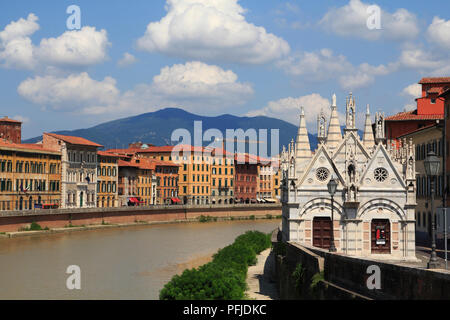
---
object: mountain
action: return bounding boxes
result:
[24,108,363,154]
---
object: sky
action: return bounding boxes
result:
[1,0,450,139]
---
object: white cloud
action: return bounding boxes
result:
[277,49,395,90]
[0,14,109,70]
[18,72,119,112]
[0,13,39,43]
[18,61,253,117]
[402,83,421,99]
[136,0,290,64]
[117,52,137,67]
[427,17,450,50]
[12,115,30,124]
[0,13,38,69]
[319,0,419,41]
[246,94,331,127]
[277,49,351,80]
[398,48,446,71]
[400,83,421,112]
[36,27,110,68]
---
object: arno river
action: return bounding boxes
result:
[0,219,280,300]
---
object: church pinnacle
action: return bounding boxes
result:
[363,104,375,147]
[295,107,312,160]
[326,94,343,149]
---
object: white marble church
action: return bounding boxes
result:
[280,93,417,261]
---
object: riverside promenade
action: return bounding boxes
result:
[0,203,282,233]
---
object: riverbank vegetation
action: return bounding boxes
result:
[18,222,48,231]
[159,230,272,300]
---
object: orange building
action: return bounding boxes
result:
[0,140,61,211]
[97,151,119,208]
[385,77,447,141]
[0,116,22,144]
[210,148,234,204]
[116,144,209,205]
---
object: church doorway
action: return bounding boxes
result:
[313,217,332,249]
[371,219,391,254]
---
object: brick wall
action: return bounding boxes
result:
[0,204,281,232]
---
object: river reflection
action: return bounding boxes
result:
[0,219,280,300]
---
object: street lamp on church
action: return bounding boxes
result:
[424,151,440,269]
[327,175,338,252]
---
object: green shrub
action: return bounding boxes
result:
[266,214,273,219]
[19,222,44,231]
[30,222,43,230]
[159,230,272,300]
[249,215,255,220]
[292,263,306,294]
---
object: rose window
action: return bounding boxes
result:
[374,168,388,182]
[316,167,330,182]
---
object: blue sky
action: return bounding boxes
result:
[1,0,449,139]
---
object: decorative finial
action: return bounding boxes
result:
[332,94,337,107]
[366,104,370,114]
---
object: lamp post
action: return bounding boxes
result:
[327,175,338,252]
[424,151,440,269]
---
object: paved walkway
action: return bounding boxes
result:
[245,249,279,300]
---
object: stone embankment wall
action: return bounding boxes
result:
[272,229,450,300]
[0,204,281,232]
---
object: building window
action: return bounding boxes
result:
[374,168,388,182]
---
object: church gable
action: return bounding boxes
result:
[359,145,406,190]
[297,145,344,190]
[332,131,371,163]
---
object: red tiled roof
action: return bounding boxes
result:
[427,87,442,94]
[385,110,443,121]
[44,133,103,147]
[397,124,439,138]
[419,77,450,84]
[0,140,60,155]
[118,159,140,168]
[152,159,180,168]
[118,157,178,170]
[0,117,21,123]
[97,151,123,158]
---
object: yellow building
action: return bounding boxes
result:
[398,124,443,240]
[129,145,210,205]
[97,151,119,207]
[0,140,61,210]
[272,167,281,202]
[211,148,234,204]
[256,157,279,203]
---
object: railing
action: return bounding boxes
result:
[0,202,282,217]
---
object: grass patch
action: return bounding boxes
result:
[159,231,272,300]
[18,222,48,231]
[198,215,217,223]
[292,263,306,294]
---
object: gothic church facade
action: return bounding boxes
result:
[281,93,417,261]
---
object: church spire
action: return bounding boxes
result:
[326,94,342,149]
[295,107,312,160]
[345,92,356,134]
[363,104,375,147]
